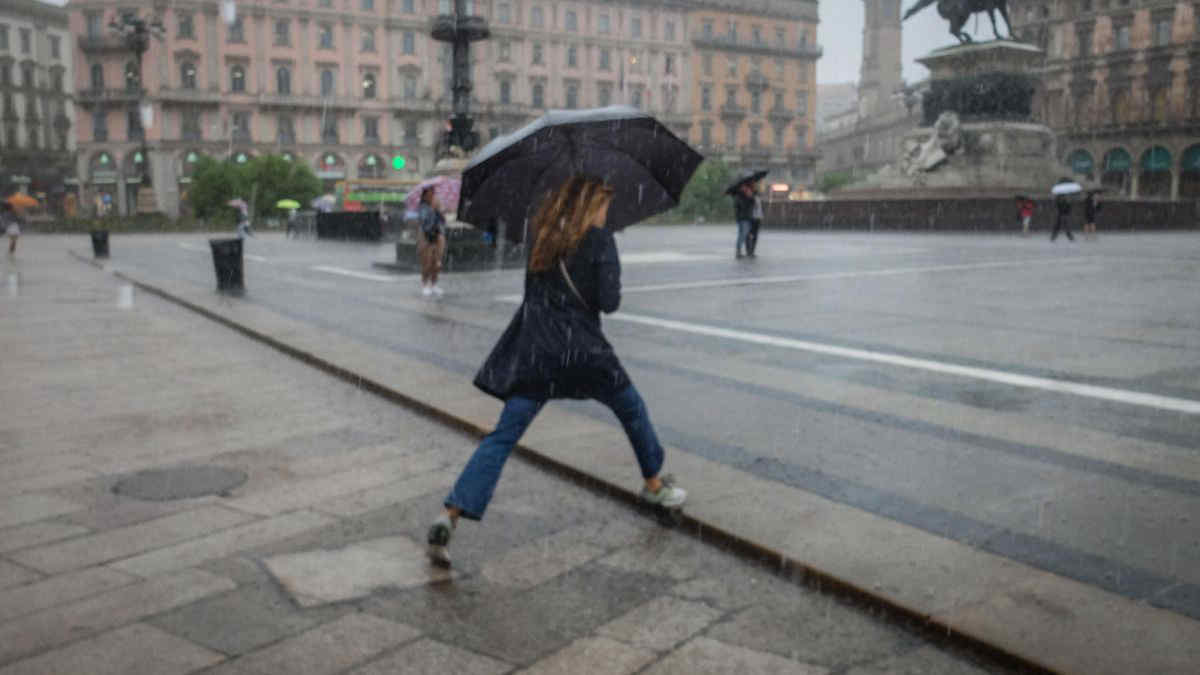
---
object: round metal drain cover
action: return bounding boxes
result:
[113,465,247,501]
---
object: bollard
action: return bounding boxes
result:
[209,238,244,293]
[90,230,109,258]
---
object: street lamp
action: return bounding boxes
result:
[431,0,490,155]
[109,11,163,193]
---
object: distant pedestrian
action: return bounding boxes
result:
[2,203,20,255]
[426,175,687,568]
[236,216,254,240]
[733,182,762,258]
[1083,191,1101,240]
[285,209,298,238]
[1050,193,1075,242]
[1016,196,1035,236]
[418,187,446,297]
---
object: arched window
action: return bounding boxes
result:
[230,65,246,93]
[320,69,335,97]
[1139,146,1172,199]
[1180,145,1200,199]
[1065,149,1094,179]
[362,73,377,99]
[90,63,104,90]
[359,154,384,178]
[277,66,291,95]
[532,83,544,108]
[180,62,196,90]
[1101,148,1132,196]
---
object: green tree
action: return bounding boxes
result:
[243,155,321,219]
[676,159,735,222]
[187,156,245,222]
[817,170,856,194]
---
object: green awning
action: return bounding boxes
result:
[1103,148,1132,172]
[1066,150,1094,174]
[1140,146,1171,172]
[346,191,408,202]
[1182,145,1200,172]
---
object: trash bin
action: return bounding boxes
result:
[209,238,244,293]
[90,230,109,258]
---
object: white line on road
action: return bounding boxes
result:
[178,242,267,262]
[310,266,398,282]
[619,251,722,265]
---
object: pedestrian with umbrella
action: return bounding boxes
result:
[726,170,767,258]
[2,202,22,256]
[427,107,701,567]
[1083,189,1103,240]
[277,199,301,238]
[416,186,447,297]
[1050,178,1080,242]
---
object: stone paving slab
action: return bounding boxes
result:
[347,638,512,675]
[643,637,829,675]
[0,622,225,675]
[0,567,136,623]
[515,636,657,675]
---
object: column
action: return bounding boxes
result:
[205,6,220,90]
[1170,170,1180,201]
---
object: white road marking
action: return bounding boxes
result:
[619,258,1093,295]
[311,266,397,282]
[619,251,721,264]
[178,242,267,262]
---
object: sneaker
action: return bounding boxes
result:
[421,284,433,297]
[431,285,444,297]
[427,514,454,567]
[641,475,687,508]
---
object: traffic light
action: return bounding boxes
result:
[392,155,407,171]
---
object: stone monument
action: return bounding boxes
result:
[841,40,1061,199]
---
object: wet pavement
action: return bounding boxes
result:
[0,243,1016,674]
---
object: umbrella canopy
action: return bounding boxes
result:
[1051,181,1083,196]
[458,106,703,243]
[725,169,769,195]
[276,199,301,210]
[311,195,336,213]
[405,175,461,212]
[5,193,38,210]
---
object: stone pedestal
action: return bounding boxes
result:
[842,41,1063,199]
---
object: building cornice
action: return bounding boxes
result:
[1,0,69,27]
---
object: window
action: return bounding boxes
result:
[230,65,245,92]
[775,57,785,77]
[567,45,578,68]
[631,87,642,108]
[632,17,642,38]
[565,10,577,31]
[275,114,295,144]
[700,122,712,146]
[1114,24,1130,50]
[86,13,102,39]
[182,110,202,141]
[500,80,511,104]
[321,116,338,143]
[598,83,612,106]
[727,56,738,77]
[702,53,713,76]
[750,91,761,114]
[125,61,139,91]
[51,69,63,92]
[750,125,761,147]
[50,35,61,59]
[181,62,197,89]
[532,43,544,65]
[727,20,737,40]
[272,66,289,94]
[701,84,712,110]
[665,21,676,41]
[90,63,104,90]
[1153,18,1172,46]
[0,25,8,51]
[403,0,415,12]
[774,91,784,111]
[232,112,250,141]
[702,20,713,38]
[362,28,375,52]
[725,85,737,106]
[362,72,376,99]
[775,27,785,47]
[127,109,144,141]
[19,28,30,54]
[497,3,511,24]
[362,0,375,10]
[532,6,544,28]
[319,24,334,49]
[599,48,611,70]
[566,82,579,108]
[403,31,415,55]
[403,74,417,99]
[27,126,38,150]
[228,17,244,43]
[363,117,379,143]
[796,91,808,114]
[598,14,611,34]
[178,13,194,38]
[93,111,108,141]
[320,69,335,96]
[275,20,290,46]
[21,63,33,88]
[404,119,418,143]
[752,25,763,45]
[724,122,737,147]
[665,54,674,75]
[532,82,545,107]
[499,41,511,61]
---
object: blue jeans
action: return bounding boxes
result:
[736,220,752,254]
[445,384,666,520]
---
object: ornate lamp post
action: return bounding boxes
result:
[109,11,163,190]
[431,0,489,156]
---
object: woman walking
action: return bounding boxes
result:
[1083,191,1101,240]
[417,187,446,297]
[732,182,761,258]
[1050,193,1075,242]
[427,175,687,567]
[2,203,20,255]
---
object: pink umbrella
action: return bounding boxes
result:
[226,198,248,215]
[405,176,460,212]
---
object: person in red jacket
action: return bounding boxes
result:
[1016,197,1035,236]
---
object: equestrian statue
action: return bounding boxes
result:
[904,0,1013,44]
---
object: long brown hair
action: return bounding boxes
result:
[527,176,614,273]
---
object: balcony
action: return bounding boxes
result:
[768,106,793,121]
[157,88,222,106]
[692,32,823,60]
[719,103,746,120]
[277,133,296,146]
[363,134,381,146]
[77,88,143,107]
[256,93,360,111]
[77,35,128,53]
[231,130,252,144]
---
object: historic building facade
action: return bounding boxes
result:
[686,0,821,187]
[815,0,921,184]
[69,0,694,217]
[0,0,75,211]
[1011,0,1200,199]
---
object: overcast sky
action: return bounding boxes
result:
[43,0,961,86]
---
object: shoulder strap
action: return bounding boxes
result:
[558,258,590,312]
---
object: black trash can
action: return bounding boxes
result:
[90,230,109,258]
[209,238,244,293]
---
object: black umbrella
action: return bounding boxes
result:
[457,106,703,243]
[725,169,769,195]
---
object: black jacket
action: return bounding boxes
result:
[1055,195,1072,216]
[1084,197,1101,221]
[418,203,445,238]
[474,227,630,401]
[733,191,756,222]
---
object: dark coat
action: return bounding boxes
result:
[473,227,630,401]
[418,203,445,240]
[733,191,756,222]
[1084,196,1101,222]
[1055,195,1071,216]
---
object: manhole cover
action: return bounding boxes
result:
[113,465,247,501]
